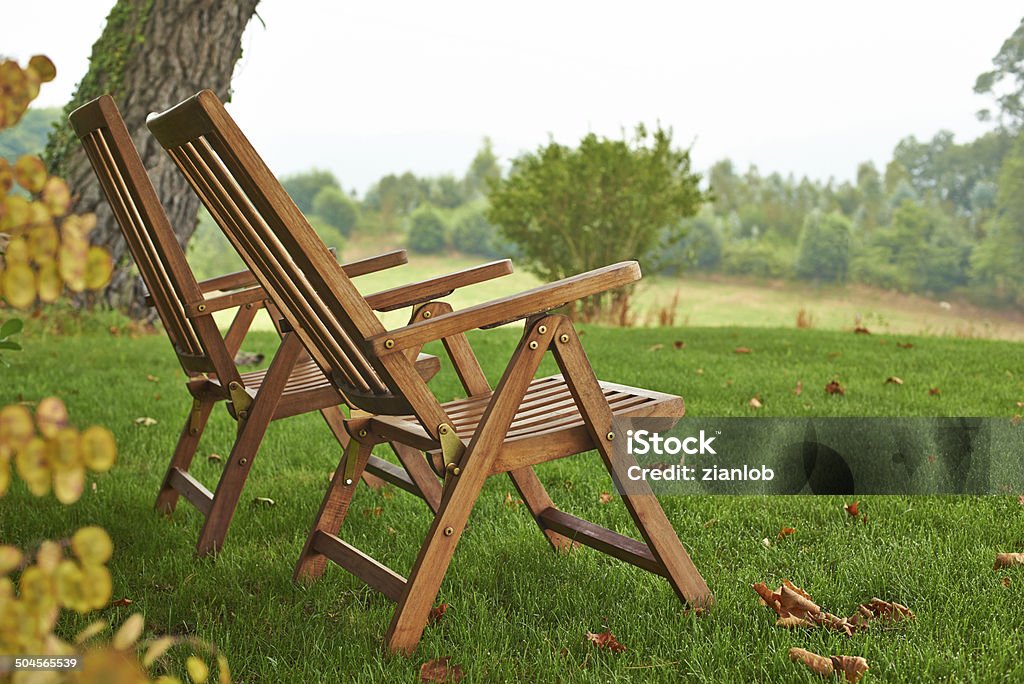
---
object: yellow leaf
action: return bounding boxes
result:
[14,155,47,194]
[0,403,35,449]
[154,677,185,684]
[84,245,114,290]
[112,612,145,651]
[15,437,51,496]
[42,177,71,216]
[0,454,9,496]
[81,562,112,610]
[74,619,108,644]
[2,196,31,233]
[35,539,63,573]
[186,655,210,683]
[53,465,85,504]
[1,261,36,308]
[47,426,81,470]
[81,425,117,472]
[0,544,23,574]
[58,241,88,292]
[28,55,56,83]
[36,260,62,303]
[72,526,113,566]
[28,224,59,262]
[143,636,177,667]
[217,654,231,684]
[55,558,89,612]
[35,396,69,438]
[4,236,29,263]
[0,158,12,193]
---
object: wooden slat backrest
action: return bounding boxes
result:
[69,96,232,379]
[146,91,441,423]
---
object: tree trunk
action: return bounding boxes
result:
[46,0,260,315]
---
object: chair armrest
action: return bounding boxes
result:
[196,268,259,294]
[367,261,641,355]
[192,285,267,316]
[341,249,408,278]
[363,259,513,312]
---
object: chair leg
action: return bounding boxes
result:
[194,408,273,556]
[551,319,712,608]
[391,442,442,513]
[385,318,553,654]
[294,438,374,581]
[317,404,386,489]
[508,467,578,552]
[156,397,215,515]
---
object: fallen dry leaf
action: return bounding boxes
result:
[599,491,613,504]
[789,647,833,678]
[755,580,913,637]
[419,657,464,683]
[825,380,845,395]
[133,417,157,427]
[853,326,871,335]
[844,501,860,517]
[428,603,448,625]
[831,655,870,683]
[146,375,159,383]
[1001,576,1012,588]
[648,343,664,352]
[994,553,1024,570]
[1016,401,1024,408]
[362,507,383,517]
[778,527,795,540]
[110,597,133,608]
[897,342,914,349]
[761,538,772,549]
[794,381,803,396]
[703,518,718,528]
[928,387,941,396]
[885,376,904,385]
[586,630,626,653]
[503,492,522,508]
[734,346,752,354]
[695,368,705,375]
[252,497,276,507]
[207,453,223,463]
[749,396,763,409]
[1013,414,1022,426]
[673,340,685,350]
[1018,494,1024,506]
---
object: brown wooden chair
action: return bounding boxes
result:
[70,95,510,556]
[147,90,712,654]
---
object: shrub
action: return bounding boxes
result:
[795,211,851,282]
[407,206,447,254]
[451,209,516,258]
[312,186,359,237]
[720,240,793,279]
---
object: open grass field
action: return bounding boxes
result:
[225,235,1024,341]
[2,320,1023,681]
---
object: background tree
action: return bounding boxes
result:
[407,205,447,254]
[311,185,359,237]
[795,211,851,283]
[44,0,261,312]
[282,168,341,215]
[975,16,1024,130]
[487,125,704,315]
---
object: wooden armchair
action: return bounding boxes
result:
[147,90,711,654]
[70,95,510,556]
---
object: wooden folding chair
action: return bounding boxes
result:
[71,95,510,556]
[147,90,712,654]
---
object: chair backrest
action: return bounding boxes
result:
[146,91,443,425]
[69,95,240,382]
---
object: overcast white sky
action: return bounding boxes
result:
[5,1,1021,194]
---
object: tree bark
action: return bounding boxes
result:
[47,0,260,314]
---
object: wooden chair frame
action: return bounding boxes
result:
[147,90,712,654]
[70,95,511,556]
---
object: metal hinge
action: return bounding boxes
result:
[227,381,254,426]
[437,423,465,478]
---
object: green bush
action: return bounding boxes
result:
[720,240,792,279]
[312,186,359,237]
[451,209,516,258]
[308,216,346,255]
[407,206,447,254]
[795,211,851,282]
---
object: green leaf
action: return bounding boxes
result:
[0,318,24,339]
[0,341,22,351]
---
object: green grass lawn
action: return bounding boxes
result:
[2,323,1024,681]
